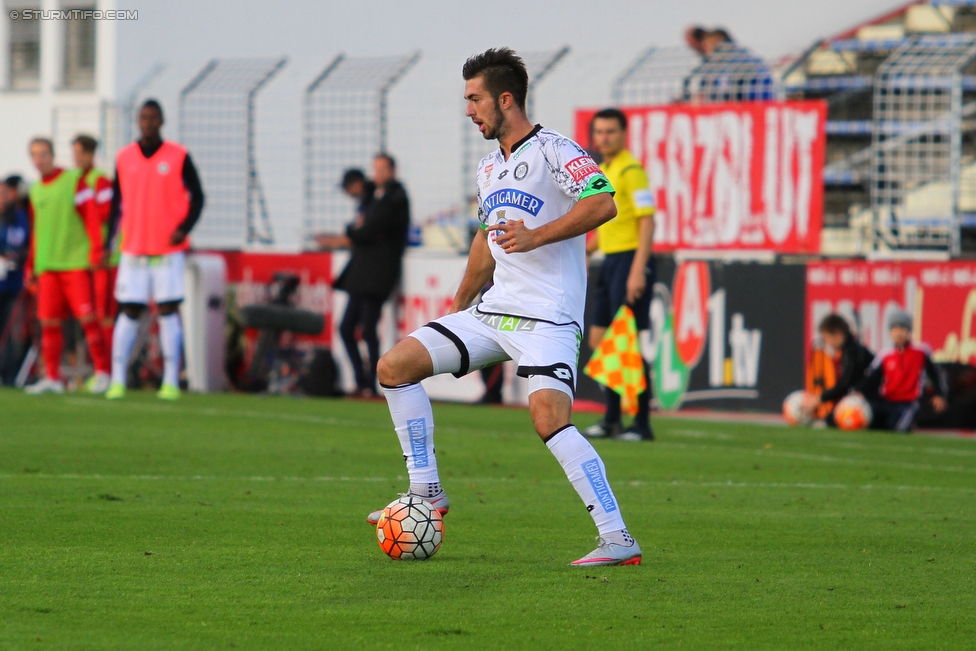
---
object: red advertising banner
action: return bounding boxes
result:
[806,261,976,366]
[574,101,827,253]
[217,251,334,345]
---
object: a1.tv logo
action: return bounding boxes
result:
[649,262,763,409]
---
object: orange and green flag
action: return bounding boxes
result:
[584,305,646,416]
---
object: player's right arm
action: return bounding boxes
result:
[104,168,122,264]
[24,199,36,291]
[171,154,205,245]
[449,229,494,314]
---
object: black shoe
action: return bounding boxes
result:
[582,421,621,439]
[614,424,654,442]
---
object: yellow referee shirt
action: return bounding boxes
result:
[596,149,655,254]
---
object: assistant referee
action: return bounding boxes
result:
[584,108,656,442]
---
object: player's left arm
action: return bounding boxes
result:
[489,138,616,253]
[75,175,102,268]
[923,350,949,412]
[489,191,615,254]
[171,153,206,245]
[94,175,113,225]
[626,166,656,304]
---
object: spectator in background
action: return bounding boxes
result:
[73,134,117,353]
[584,108,657,442]
[0,175,30,384]
[860,310,947,433]
[324,155,410,398]
[805,313,875,427]
[685,26,733,57]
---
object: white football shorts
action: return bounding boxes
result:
[114,252,186,305]
[409,306,581,400]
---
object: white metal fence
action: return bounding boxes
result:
[304,53,420,241]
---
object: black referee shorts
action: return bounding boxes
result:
[592,250,656,330]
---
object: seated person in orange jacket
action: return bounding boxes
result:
[805,314,874,427]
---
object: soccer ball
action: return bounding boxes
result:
[375,495,444,560]
[834,394,873,431]
[782,390,814,426]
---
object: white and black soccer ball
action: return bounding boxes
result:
[783,390,814,426]
[834,394,873,431]
[375,495,444,560]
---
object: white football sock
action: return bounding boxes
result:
[410,481,443,498]
[158,313,183,387]
[546,425,628,537]
[111,313,140,385]
[384,383,440,484]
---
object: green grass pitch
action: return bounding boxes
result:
[1,389,974,650]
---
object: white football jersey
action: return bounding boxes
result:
[475,126,613,328]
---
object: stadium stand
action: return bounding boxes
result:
[784,1,976,256]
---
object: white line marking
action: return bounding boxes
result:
[62,398,367,428]
[1,473,972,493]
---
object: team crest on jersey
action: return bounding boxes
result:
[565,156,600,182]
[514,162,529,180]
[490,210,523,244]
[157,162,170,175]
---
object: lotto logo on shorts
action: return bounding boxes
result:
[582,458,617,513]
[408,418,428,467]
[565,156,601,182]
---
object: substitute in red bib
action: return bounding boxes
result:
[73,134,117,353]
[104,99,204,401]
[23,137,111,395]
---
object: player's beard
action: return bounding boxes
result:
[480,100,505,141]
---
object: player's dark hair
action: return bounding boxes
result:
[30,137,54,155]
[593,108,627,131]
[712,28,733,43]
[3,174,23,191]
[818,314,851,337]
[462,47,529,113]
[73,134,98,153]
[341,168,366,188]
[141,98,164,121]
[375,152,396,170]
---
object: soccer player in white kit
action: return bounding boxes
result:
[367,48,641,566]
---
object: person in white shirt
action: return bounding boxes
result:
[363,48,642,567]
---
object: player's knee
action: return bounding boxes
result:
[120,303,145,319]
[376,353,398,387]
[529,392,572,438]
[157,301,180,316]
[338,318,356,340]
[377,339,432,387]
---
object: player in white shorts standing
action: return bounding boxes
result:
[367,48,641,566]
[104,99,205,400]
